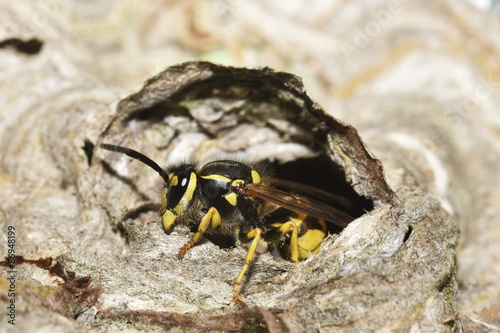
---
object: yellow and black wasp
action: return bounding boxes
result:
[100,143,354,306]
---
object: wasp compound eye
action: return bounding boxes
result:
[166,169,197,214]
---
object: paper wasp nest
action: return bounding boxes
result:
[82,62,455,331]
[0,61,458,332]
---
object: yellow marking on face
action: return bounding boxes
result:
[173,172,197,214]
[170,175,178,186]
[162,210,177,231]
[251,170,261,184]
[201,174,231,183]
[224,192,238,206]
[160,188,167,215]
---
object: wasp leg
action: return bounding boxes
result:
[233,227,262,307]
[276,213,306,263]
[178,206,221,258]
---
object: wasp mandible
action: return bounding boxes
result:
[100,143,354,307]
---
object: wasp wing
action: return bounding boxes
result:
[267,177,358,214]
[243,183,353,228]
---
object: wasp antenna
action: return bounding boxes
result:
[100,143,169,183]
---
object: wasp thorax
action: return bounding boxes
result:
[200,178,231,199]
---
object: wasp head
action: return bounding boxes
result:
[161,165,197,232]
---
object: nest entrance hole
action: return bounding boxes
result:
[269,155,373,220]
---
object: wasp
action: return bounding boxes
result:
[100,143,354,306]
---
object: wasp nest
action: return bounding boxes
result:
[1,61,458,332]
